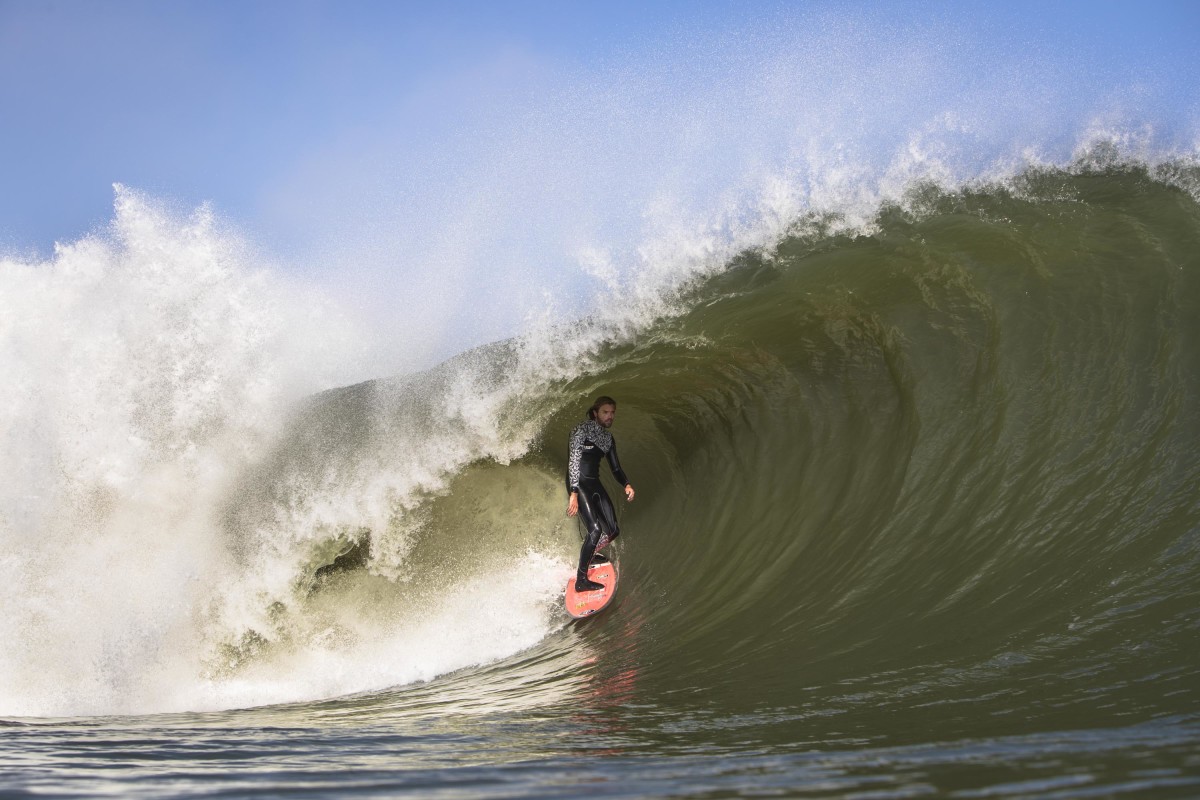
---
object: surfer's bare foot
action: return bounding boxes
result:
[575,577,605,593]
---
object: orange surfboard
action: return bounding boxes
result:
[564,560,619,618]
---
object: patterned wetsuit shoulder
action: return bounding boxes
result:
[567,419,614,491]
[567,423,587,491]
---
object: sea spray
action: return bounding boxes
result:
[0,187,362,716]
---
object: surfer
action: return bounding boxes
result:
[566,396,636,592]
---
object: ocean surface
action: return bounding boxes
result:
[4,156,1200,797]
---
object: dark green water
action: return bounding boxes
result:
[534,164,1200,758]
[6,166,1200,797]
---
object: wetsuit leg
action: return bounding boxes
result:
[575,483,620,581]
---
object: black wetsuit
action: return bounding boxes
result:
[566,419,630,583]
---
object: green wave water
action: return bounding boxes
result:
[6,164,1200,797]
[540,163,1200,736]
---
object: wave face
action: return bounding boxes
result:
[5,163,1200,794]
[551,162,1200,739]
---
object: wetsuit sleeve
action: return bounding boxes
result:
[566,426,585,493]
[606,438,630,487]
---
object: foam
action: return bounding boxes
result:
[0,188,364,716]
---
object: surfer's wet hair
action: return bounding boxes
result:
[588,396,617,420]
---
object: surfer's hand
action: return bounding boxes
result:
[567,492,578,516]
[625,484,635,502]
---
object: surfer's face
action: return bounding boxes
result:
[594,404,616,428]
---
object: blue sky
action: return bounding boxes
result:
[2,1,1197,255]
[2,1,1198,364]
[0,1,741,254]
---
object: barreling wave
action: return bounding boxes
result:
[3,154,1200,739]
[553,159,1200,743]
[361,156,1200,740]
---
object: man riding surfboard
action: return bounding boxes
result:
[566,396,636,592]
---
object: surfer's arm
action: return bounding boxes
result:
[566,425,586,503]
[606,441,635,501]
[567,427,586,491]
